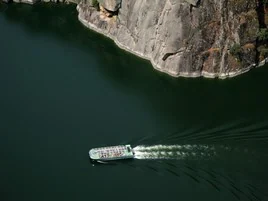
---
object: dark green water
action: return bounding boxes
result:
[1,3,268,201]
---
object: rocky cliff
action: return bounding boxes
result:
[2,0,268,78]
[77,0,268,78]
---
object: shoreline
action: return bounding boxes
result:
[77,4,268,79]
[3,0,267,79]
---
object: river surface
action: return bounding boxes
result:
[1,3,268,201]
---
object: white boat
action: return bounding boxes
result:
[89,145,135,162]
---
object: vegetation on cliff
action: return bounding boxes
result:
[91,0,99,8]
[256,0,268,61]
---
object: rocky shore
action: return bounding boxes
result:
[2,0,268,79]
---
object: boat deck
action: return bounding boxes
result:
[89,145,134,161]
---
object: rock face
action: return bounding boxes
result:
[5,0,268,78]
[77,0,268,78]
[98,0,121,12]
[84,0,97,7]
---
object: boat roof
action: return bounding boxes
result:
[89,145,134,160]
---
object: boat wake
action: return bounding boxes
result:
[128,144,268,201]
[133,144,216,160]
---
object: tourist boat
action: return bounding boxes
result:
[89,144,135,162]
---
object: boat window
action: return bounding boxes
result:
[127,147,131,152]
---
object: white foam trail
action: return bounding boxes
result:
[134,151,189,160]
[133,144,216,160]
[133,144,214,152]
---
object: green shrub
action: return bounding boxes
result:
[258,45,268,59]
[257,28,268,41]
[230,43,242,60]
[92,0,99,8]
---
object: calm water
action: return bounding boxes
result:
[1,3,268,201]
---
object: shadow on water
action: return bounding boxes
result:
[2,3,114,49]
